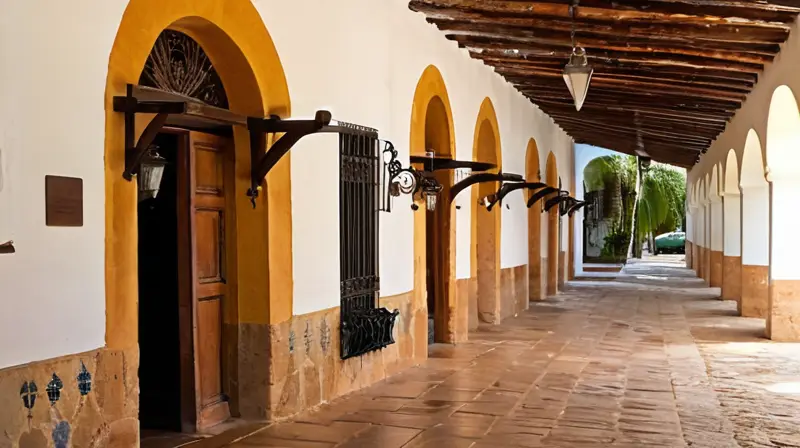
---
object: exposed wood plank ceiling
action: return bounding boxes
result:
[409,0,800,167]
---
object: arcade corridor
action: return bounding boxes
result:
[216,256,800,447]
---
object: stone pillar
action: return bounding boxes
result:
[547,204,559,296]
[685,209,694,269]
[740,185,769,318]
[695,204,704,278]
[721,190,742,306]
[703,201,711,283]
[767,176,800,341]
[709,195,724,288]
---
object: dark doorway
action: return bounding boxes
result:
[426,169,451,346]
[138,132,182,432]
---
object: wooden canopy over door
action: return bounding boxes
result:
[178,130,232,431]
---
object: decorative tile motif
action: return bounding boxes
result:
[20,381,37,411]
[320,319,331,354]
[77,361,92,395]
[304,321,312,355]
[46,373,63,405]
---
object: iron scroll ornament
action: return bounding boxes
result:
[382,142,443,212]
[341,307,400,360]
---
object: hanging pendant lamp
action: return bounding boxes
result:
[563,2,593,111]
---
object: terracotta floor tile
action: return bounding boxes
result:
[223,256,800,448]
[336,425,421,448]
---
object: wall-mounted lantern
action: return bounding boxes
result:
[138,146,167,201]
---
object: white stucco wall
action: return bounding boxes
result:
[0,1,128,369]
[260,0,573,312]
[689,16,800,270]
[573,144,619,274]
[0,0,574,366]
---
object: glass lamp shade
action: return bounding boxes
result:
[425,192,438,211]
[138,151,167,201]
[563,47,593,111]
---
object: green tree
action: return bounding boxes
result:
[584,155,685,260]
[635,164,686,254]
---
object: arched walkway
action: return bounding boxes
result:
[105,0,291,424]
[766,85,800,341]
[409,65,460,343]
[526,139,543,301]
[471,98,502,324]
[545,152,559,296]
[740,129,769,319]
[722,150,742,305]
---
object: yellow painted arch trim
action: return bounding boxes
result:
[410,65,456,158]
[545,151,559,295]
[470,97,502,279]
[105,0,293,349]
[410,65,462,342]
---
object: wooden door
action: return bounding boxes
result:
[182,131,231,431]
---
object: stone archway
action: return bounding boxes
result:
[766,85,800,341]
[471,98,502,324]
[545,152,559,296]
[409,65,461,343]
[526,139,543,301]
[104,0,291,422]
[722,149,742,306]
[740,128,769,319]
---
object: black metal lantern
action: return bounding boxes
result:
[420,173,443,212]
[138,146,167,201]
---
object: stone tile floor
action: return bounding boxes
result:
[226,256,800,447]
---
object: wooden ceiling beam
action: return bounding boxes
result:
[411,3,792,43]
[410,0,795,28]
[458,38,765,73]
[498,68,749,100]
[446,31,773,65]
[511,81,745,106]
[543,113,724,139]
[559,122,712,147]
[493,62,752,92]
[474,53,759,83]
[439,21,781,56]
[530,98,733,124]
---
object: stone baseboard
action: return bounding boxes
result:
[767,280,800,341]
[722,255,742,305]
[741,264,769,318]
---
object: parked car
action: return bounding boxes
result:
[654,231,685,254]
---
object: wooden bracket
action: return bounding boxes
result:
[246,110,333,207]
[526,186,560,208]
[486,181,547,211]
[544,192,572,212]
[113,85,186,180]
[567,200,588,217]
[449,172,523,203]
[0,240,15,254]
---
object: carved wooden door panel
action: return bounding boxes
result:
[187,131,230,430]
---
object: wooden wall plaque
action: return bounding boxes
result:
[45,175,83,227]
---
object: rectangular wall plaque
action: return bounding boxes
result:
[45,175,83,227]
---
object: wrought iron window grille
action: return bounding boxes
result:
[340,131,399,360]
